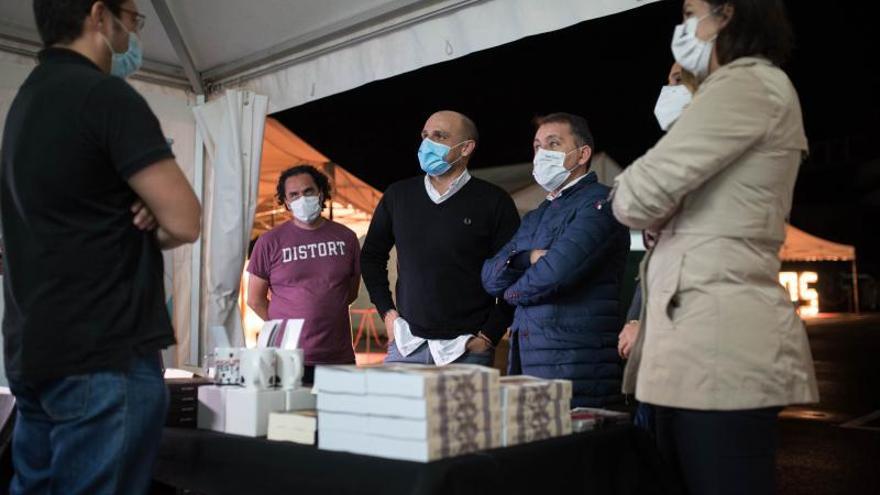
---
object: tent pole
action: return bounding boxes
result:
[151,0,206,94]
[189,94,206,367]
[327,162,336,221]
[851,259,860,314]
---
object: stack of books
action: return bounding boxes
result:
[267,409,318,445]
[499,375,572,446]
[315,364,501,462]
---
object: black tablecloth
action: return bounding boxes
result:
[154,425,671,495]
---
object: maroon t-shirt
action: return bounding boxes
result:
[247,220,360,365]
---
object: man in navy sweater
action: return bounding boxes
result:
[361,110,519,366]
[482,113,630,406]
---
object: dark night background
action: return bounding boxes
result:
[275,0,880,292]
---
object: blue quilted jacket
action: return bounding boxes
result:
[482,172,630,406]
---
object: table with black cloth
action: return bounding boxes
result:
[153,425,672,495]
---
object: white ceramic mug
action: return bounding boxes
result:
[239,348,277,389]
[275,349,305,390]
[213,347,241,385]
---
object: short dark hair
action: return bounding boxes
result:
[459,114,479,145]
[706,0,794,67]
[275,165,332,210]
[34,0,125,47]
[534,112,595,150]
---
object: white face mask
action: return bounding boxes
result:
[289,195,322,224]
[671,14,716,79]
[532,147,581,192]
[654,84,693,131]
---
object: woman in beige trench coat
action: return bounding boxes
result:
[611,1,819,493]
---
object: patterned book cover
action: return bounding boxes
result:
[499,376,572,403]
[366,364,499,397]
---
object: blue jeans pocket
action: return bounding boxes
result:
[40,375,91,421]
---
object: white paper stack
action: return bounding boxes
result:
[499,375,573,446]
[268,409,317,444]
[316,364,502,462]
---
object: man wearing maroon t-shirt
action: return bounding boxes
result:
[247,166,361,383]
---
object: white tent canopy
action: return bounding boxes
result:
[0,0,661,107]
[0,0,662,369]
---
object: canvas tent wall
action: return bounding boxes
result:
[0,0,663,369]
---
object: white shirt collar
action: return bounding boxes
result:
[425,169,471,204]
[546,172,589,201]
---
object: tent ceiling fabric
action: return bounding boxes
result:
[780,225,856,262]
[0,0,660,105]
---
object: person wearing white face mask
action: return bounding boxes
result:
[620,64,698,362]
[482,112,630,408]
[612,1,818,493]
[653,63,698,132]
[1,1,201,493]
[247,166,361,383]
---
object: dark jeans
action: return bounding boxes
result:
[653,405,782,495]
[7,352,168,495]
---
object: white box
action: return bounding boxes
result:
[318,411,370,433]
[268,427,316,445]
[197,385,228,432]
[314,365,369,394]
[267,410,317,445]
[224,388,286,437]
[320,428,501,462]
[317,388,500,420]
[319,430,373,455]
[268,409,317,431]
[284,388,316,411]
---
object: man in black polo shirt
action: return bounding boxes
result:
[361,110,519,366]
[0,1,200,493]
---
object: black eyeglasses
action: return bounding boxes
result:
[119,7,146,31]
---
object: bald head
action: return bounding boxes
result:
[423,110,479,146]
[420,110,479,172]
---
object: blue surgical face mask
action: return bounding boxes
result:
[101,15,143,78]
[417,138,468,177]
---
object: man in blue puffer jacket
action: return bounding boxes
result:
[482,112,630,407]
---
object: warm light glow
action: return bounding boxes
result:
[779,272,799,302]
[240,268,262,348]
[779,271,820,318]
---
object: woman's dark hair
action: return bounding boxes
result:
[33,0,125,47]
[275,165,332,210]
[706,0,794,67]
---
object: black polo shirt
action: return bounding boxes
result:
[0,48,175,383]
